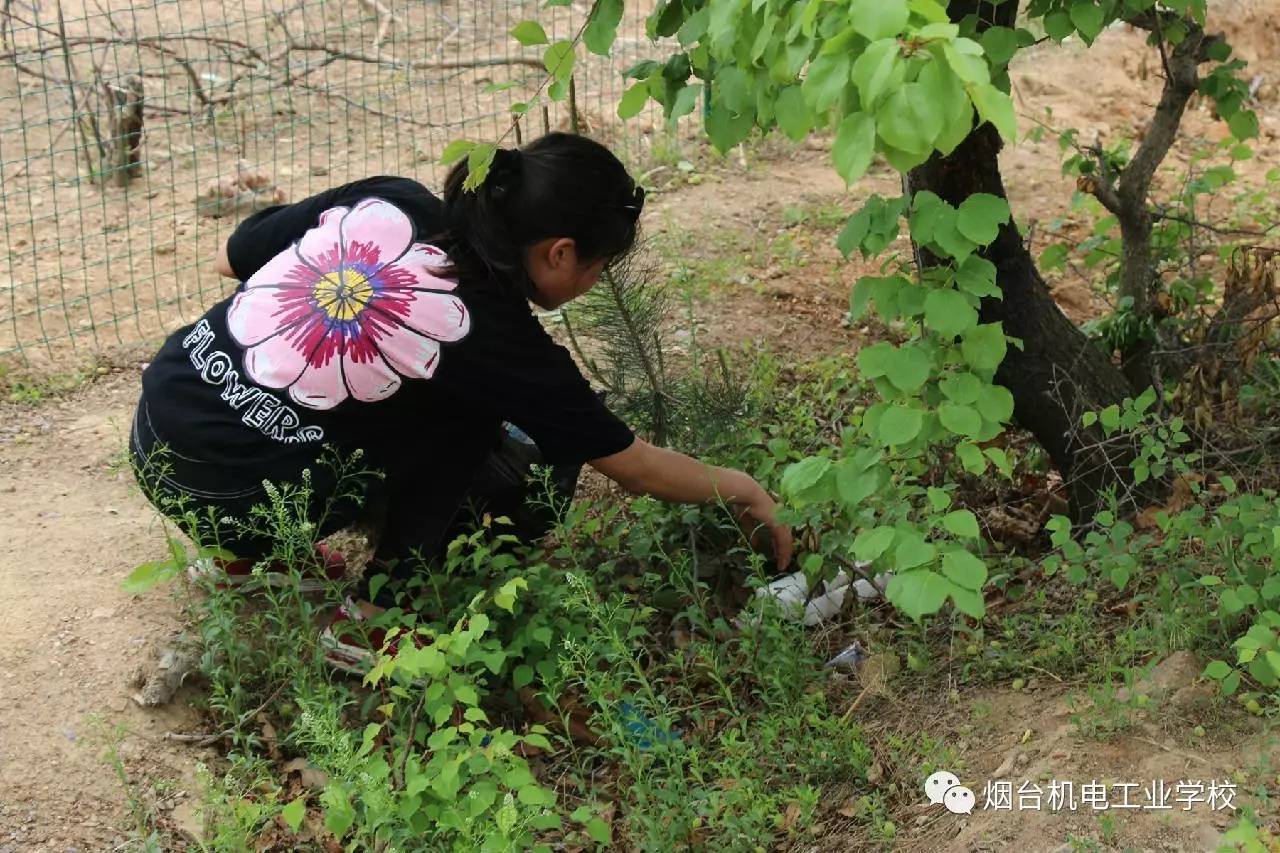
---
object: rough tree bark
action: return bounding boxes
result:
[908,0,1140,520]
[1078,15,1221,389]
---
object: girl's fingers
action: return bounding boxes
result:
[772,523,794,568]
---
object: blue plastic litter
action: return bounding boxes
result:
[823,640,868,670]
[619,701,680,750]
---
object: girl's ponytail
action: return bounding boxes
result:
[437,133,641,293]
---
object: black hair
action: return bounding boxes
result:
[436,132,643,294]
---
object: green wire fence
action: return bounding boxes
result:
[0,0,680,367]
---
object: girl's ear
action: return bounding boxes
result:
[546,237,578,270]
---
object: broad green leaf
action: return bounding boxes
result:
[870,275,907,318]
[1222,670,1241,695]
[510,20,549,46]
[940,372,982,404]
[650,0,686,36]
[939,402,982,437]
[955,255,1000,297]
[909,191,947,243]
[849,276,875,319]
[518,785,557,807]
[1229,110,1260,141]
[586,818,613,845]
[707,0,745,48]
[854,526,897,561]
[849,0,909,40]
[886,570,950,620]
[1068,1,1105,43]
[950,585,986,619]
[961,323,1007,371]
[941,549,988,590]
[882,140,932,172]
[1039,243,1071,270]
[820,24,862,57]
[775,85,814,141]
[781,456,833,499]
[930,206,976,261]
[918,54,972,156]
[907,0,950,23]
[618,82,650,119]
[897,283,928,317]
[942,509,980,538]
[956,193,1011,244]
[453,682,480,706]
[970,83,1017,141]
[584,0,624,55]
[440,139,475,166]
[857,341,894,378]
[975,384,1014,422]
[513,664,535,690]
[838,212,871,258]
[980,26,1019,65]
[678,7,711,47]
[837,459,883,506]
[669,84,701,124]
[833,112,877,183]
[1203,660,1232,680]
[1099,404,1120,432]
[281,798,307,832]
[705,101,754,151]
[877,83,943,155]
[1043,9,1075,41]
[885,345,932,392]
[942,43,990,85]
[895,535,938,570]
[462,143,498,190]
[543,41,576,81]
[323,787,356,838]
[935,99,976,155]
[852,38,902,111]
[927,486,952,511]
[716,67,753,114]
[122,560,177,594]
[1220,588,1245,614]
[879,404,923,446]
[924,289,978,336]
[802,53,852,112]
[956,442,986,474]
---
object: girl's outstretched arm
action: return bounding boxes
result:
[590,438,794,568]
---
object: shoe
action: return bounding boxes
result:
[186,543,347,593]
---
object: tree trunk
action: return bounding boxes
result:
[898,0,1145,521]
[909,124,1137,521]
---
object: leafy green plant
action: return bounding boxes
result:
[773,189,1016,621]
[299,586,564,851]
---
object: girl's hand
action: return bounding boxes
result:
[737,489,794,569]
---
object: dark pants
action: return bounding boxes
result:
[129,397,580,603]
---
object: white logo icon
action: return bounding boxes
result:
[944,785,976,815]
[925,769,974,814]
[925,770,961,805]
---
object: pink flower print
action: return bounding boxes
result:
[226,198,470,410]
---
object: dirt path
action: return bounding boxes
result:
[0,372,209,851]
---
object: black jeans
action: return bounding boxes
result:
[129,397,581,602]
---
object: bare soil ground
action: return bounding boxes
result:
[4,6,1280,851]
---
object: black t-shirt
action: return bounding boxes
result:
[139,176,634,496]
